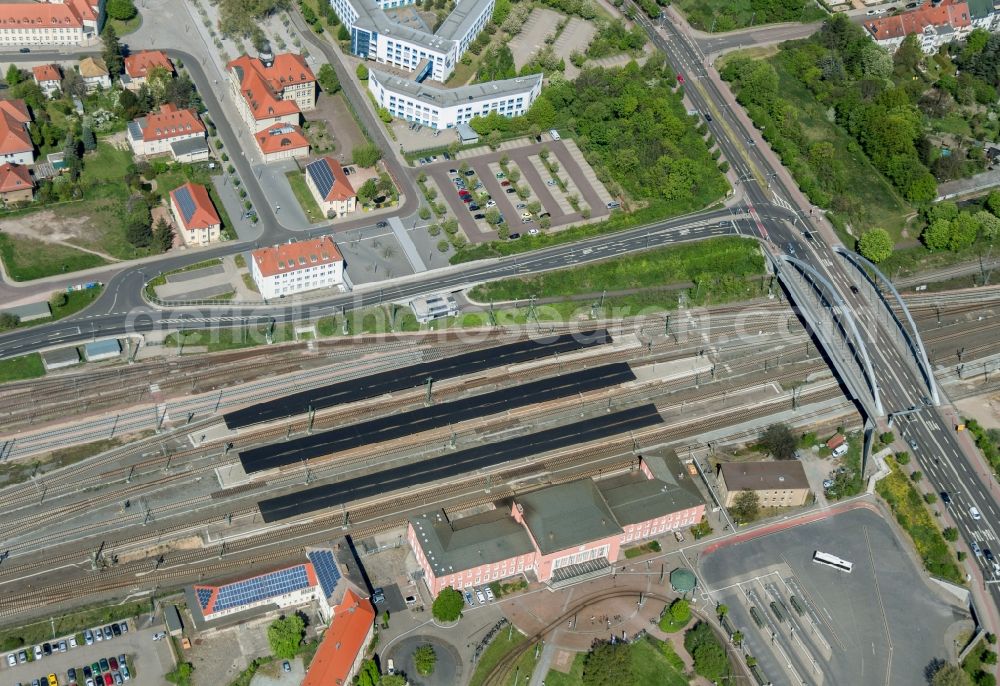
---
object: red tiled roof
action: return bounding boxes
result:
[227,53,315,122]
[0,162,32,193]
[252,236,343,278]
[864,0,971,41]
[137,103,205,143]
[0,105,31,156]
[307,156,356,202]
[0,99,30,124]
[254,123,310,155]
[170,182,220,230]
[124,50,174,79]
[301,590,374,686]
[32,64,61,84]
[0,2,84,29]
[67,0,97,22]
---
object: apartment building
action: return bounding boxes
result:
[169,182,221,246]
[127,103,207,159]
[717,461,811,508]
[864,0,973,52]
[0,100,33,165]
[254,122,310,163]
[32,64,62,97]
[122,50,174,91]
[0,0,101,47]
[227,52,316,133]
[305,156,357,218]
[250,236,346,299]
[368,69,541,129]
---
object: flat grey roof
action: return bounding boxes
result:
[41,347,80,365]
[164,605,183,633]
[719,461,809,491]
[516,479,622,555]
[170,137,209,156]
[4,301,51,320]
[597,470,702,526]
[410,508,535,576]
[436,0,490,42]
[371,69,541,108]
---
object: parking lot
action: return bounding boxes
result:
[700,507,968,686]
[419,137,615,244]
[3,621,174,686]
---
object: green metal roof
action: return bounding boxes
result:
[597,471,702,526]
[670,567,697,593]
[409,509,535,577]
[517,480,623,555]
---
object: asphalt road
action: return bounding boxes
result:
[639,6,1000,617]
[257,403,663,522]
[224,330,611,429]
[239,361,635,472]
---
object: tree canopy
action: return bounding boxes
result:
[760,423,797,460]
[582,640,632,685]
[101,26,124,79]
[266,614,305,659]
[730,490,760,524]
[106,0,137,21]
[317,64,341,94]
[857,228,893,263]
[218,0,289,37]
[431,587,463,622]
[413,645,436,675]
[683,622,729,681]
[352,142,381,168]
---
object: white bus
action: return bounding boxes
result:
[813,550,853,573]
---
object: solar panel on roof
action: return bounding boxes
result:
[174,185,197,224]
[307,550,342,598]
[195,588,213,610]
[209,565,311,613]
[307,159,335,200]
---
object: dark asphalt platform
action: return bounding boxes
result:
[239,362,636,474]
[223,330,611,429]
[257,403,663,523]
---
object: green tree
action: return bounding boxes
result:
[338,24,350,41]
[730,490,760,524]
[931,663,973,686]
[317,63,341,94]
[527,200,542,215]
[987,190,1000,217]
[49,291,68,309]
[153,216,174,252]
[975,211,1000,240]
[165,662,193,686]
[950,212,980,251]
[379,676,407,686]
[413,645,436,676]
[761,423,797,460]
[670,598,691,624]
[0,312,20,330]
[485,208,501,225]
[582,640,632,685]
[267,614,305,659]
[106,0,138,21]
[356,63,369,80]
[357,178,378,201]
[357,660,380,686]
[5,64,21,88]
[81,126,96,152]
[684,622,728,682]
[101,25,124,78]
[352,142,381,167]
[431,587,463,622]
[857,228,893,263]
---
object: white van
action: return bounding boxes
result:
[549,129,561,141]
[832,443,848,458]
[387,659,395,675]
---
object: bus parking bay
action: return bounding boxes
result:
[699,507,966,686]
[3,622,174,686]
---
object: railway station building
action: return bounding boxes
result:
[408,456,705,594]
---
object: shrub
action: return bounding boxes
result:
[431,587,463,622]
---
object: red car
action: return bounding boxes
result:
[676,73,685,84]
[103,674,113,686]
[458,190,471,196]
[500,181,510,187]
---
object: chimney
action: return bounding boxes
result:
[260,42,274,68]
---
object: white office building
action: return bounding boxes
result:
[328,0,493,82]
[368,70,541,129]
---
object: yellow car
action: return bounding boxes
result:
[47,674,58,686]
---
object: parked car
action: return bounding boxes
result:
[282,662,291,673]
[68,668,77,683]
[99,659,109,674]
[528,228,539,235]
[516,203,527,209]
[152,633,167,641]
[485,587,495,601]
[372,588,385,604]
[47,674,57,686]
[90,664,99,677]
[117,657,125,669]
[113,674,122,686]
[68,637,77,649]
[469,204,480,211]
[546,180,557,186]
[485,200,496,208]
[448,168,458,175]
[387,659,396,675]
[118,622,128,635]
[606,201,621,209]
[102,627,113,641]
[465,590,474,605]
[521,218,532,224]
[496,172,505,179]
[108,658,118,672]
[58,641,67,653]
[674,530,685,543]
[83,667,92,681]
[474,213,486,219]
[475,589,486,604]
[18,650,27,663]
[500,180,511,186]
[464,170,475,176]
[102,674,112,686]
[376,221,388,228]
[549,129,561,141]
[7,654,16,667]
[85,680,95,686]
[42,644,52,657]
[508,232,521,240]
[83,631,94,646]
[93,628,103,643]
[505,188,516,194]
[119,667,129,682]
